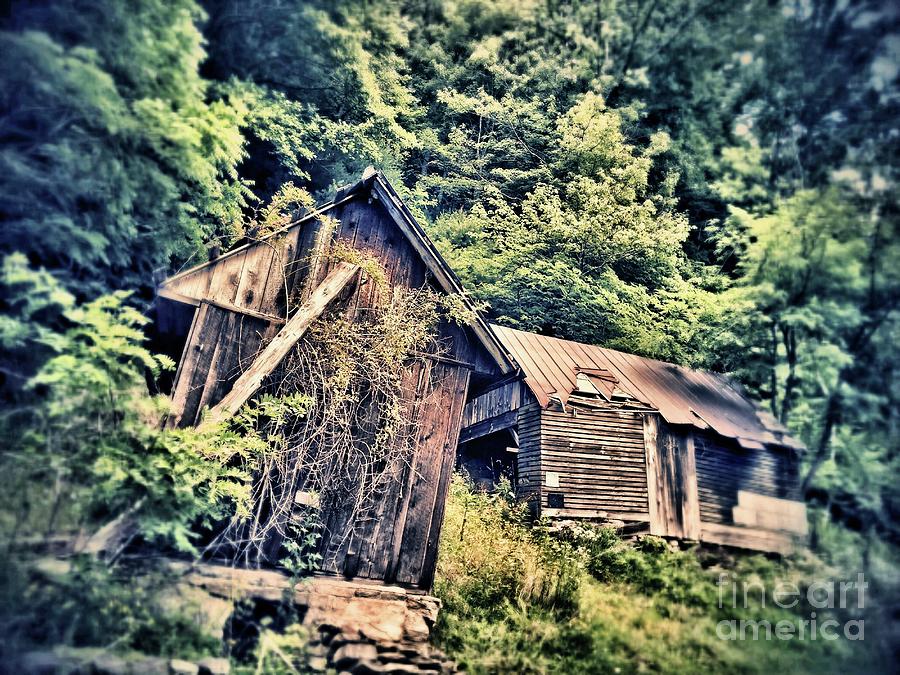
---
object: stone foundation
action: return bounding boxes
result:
[175,563,457,673]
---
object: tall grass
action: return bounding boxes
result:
[433,474,893,674]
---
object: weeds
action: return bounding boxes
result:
[434,473,893,674]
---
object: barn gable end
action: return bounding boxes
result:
[156,169,513,589]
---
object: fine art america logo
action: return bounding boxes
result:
[716,573,867,641]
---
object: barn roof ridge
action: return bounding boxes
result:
[489,324,804,452]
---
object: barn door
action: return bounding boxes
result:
[644,416,701,540]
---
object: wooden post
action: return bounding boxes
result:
[200,262,360,427]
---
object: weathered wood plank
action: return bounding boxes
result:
[393,363,462,585]
[700,522,798,555]
[419,366,471,588]
[235,241,277,312]
[458,409,518,444]
[543,508,650,521]
[201,262,360,427]
[207,249,247,305]
[695,431,802,526]
[159,286,285,325]
[681,432,701,540]
[166,303,204,426]
[169,303,228,427]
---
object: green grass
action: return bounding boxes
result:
[433,474,894,674]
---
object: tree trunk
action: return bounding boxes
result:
[780,325,798,424]
[801,388,842,494]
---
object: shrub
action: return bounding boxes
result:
[434,476,892,674]
[435,474,582,626]
[572,526,714,609]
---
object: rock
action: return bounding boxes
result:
[90,653,129,675]
[412,660,444,671]
[307,641,328,658]
[157,583,234,641]
[379,665,426,674]
[348,662,389,675]
[196,657,230,675]
[375,650,406,663]
[401,609,430,643]
[168,659,199,675]
[332,643,378,670]
[132,657,169,675]
[318,624,342,644]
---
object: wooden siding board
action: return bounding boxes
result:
[206,250,247,306]
[694,432,801,527]
[533,407,649,518]
[419,366,471,588]
[170,303,229,427]
[258,230,300,318]
[515,404,542,507]
[234,242,276,312]
[461,380,522,430]
[354,360,428,580]
[393,363,462,584]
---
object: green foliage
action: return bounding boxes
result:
[436,475,583,624]
[0,255,262,553]
[435,475,891,674]
[246,624,311,675]
[1,556,219,659]
[279,514,323,580]
[708,181,900,537]
[0,0,252,298]
[571,527,714,610]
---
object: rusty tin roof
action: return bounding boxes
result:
[492,325,804,451]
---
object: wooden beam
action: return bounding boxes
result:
[458,409,519,444]
[643,414,664,536]
[413,352,475,369]
[157,287,201,307]
[158,287,286,325]
[200,262,360,427]
[700,521,797,555]
[681,432,702,540]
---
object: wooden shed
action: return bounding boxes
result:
[458,326,808,554]
[155,168,515,589]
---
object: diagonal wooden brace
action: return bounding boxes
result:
[200,261,360,428]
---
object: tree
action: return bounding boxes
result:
[0,0,251,299]
[432,93,718,362]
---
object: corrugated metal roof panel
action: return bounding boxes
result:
[491,325,804,451]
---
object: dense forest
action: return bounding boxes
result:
[1,1,898,672]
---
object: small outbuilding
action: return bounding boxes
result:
[458,326,808,553]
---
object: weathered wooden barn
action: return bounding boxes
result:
[155,168,515,590]
[458,326,809,553]
[157,165,808,581]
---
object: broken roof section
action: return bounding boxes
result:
[492,325,804,452]
[160,167,516,376]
